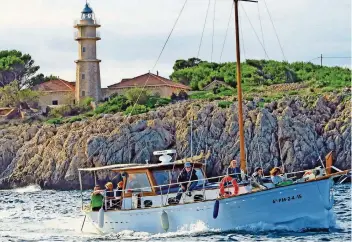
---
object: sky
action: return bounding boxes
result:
[0,0,351,87]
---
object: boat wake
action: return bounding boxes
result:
[99,221,218,240]
[95,213,339,241]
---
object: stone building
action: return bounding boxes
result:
[103,72,191,98]
[74,3,102,102]
[32,79,75,110]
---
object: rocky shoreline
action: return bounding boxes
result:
[0,93,350,190]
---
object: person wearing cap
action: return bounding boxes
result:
[251,167,266,189]
[90,185,104,211]
[227,160,242,182]
[175,162,198,202]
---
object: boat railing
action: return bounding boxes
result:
[101,172,247,210]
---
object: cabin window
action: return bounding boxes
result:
[52,100,58,105]
[125,173,152,192]
[153,170,171,186]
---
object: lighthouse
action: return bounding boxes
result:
[74,2,102,102]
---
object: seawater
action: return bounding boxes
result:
[0,184,350,242]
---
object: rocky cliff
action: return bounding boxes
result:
[0,93,350,189]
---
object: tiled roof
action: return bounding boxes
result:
[108,73,191,90]
[32,79,75,92]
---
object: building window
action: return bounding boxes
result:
[82,47,86,52]
[52,100,58,105]
[82,91,85,97]
[73,100,76,105]
[82,74,85,80]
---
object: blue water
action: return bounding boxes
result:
[0,184,350,241]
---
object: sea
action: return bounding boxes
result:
[0,184,350,242]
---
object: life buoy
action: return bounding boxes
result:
[219,176,239,198]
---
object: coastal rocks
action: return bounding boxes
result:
[0,94,350,190]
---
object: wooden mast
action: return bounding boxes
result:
[233,0,256,172]
[233,0,246,172]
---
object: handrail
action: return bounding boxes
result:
[103,172,245,196]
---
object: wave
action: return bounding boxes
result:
[97,213,339,241]
[12,184,42,193]
[100,221,218,240]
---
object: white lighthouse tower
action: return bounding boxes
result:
[74,2,102,102]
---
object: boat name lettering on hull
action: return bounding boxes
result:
[272,194,302,204]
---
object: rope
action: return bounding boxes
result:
[256,135,264,171]
[197,0,211,58]
[257,2,266,58]
[240,4,269,59]
[211,0,217,62]
[219,0,234,62]
[262,0,286,61]
[128,0,189,117]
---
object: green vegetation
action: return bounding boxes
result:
[45,92,172,124]
[94,95,129,114]
[218,101,232,109]
[0,80,40,107]
[0,50,58,88]
[170,58,350,106]
[170,58,351,91]
[125,87,150,105]
[124,104,148,116]
[48,97,92,118]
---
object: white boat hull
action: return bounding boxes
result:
[85,178,334,233]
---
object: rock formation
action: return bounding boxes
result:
[0,93,350,189]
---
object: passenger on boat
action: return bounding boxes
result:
[105,182,115,198]
[270,167,285,185]
[116,181,123,197]
[90,185,104,211]
[105,182,120,209]
[175,162,198,202]
[251,167,266,189]
[227,160,242,182]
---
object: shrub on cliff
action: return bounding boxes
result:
[218,101,232,109]
[125,88,151,105]
[94,95,129,114]
[124,104,148,116]
[145,95,170,108]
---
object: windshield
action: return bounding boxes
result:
[153,168,206,187]
[125,173,152,192]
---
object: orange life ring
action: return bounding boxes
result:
[219,176,239,198]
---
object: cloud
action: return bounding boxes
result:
[0,0,350,87]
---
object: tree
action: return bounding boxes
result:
[125,87,151,105]
[0,50,40,88]
[27,74,60,87]
[0,80,40,108]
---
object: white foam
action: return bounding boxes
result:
[110,221,218,240]
[12,184,42,193]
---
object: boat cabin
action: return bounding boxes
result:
[112,162,206,198]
